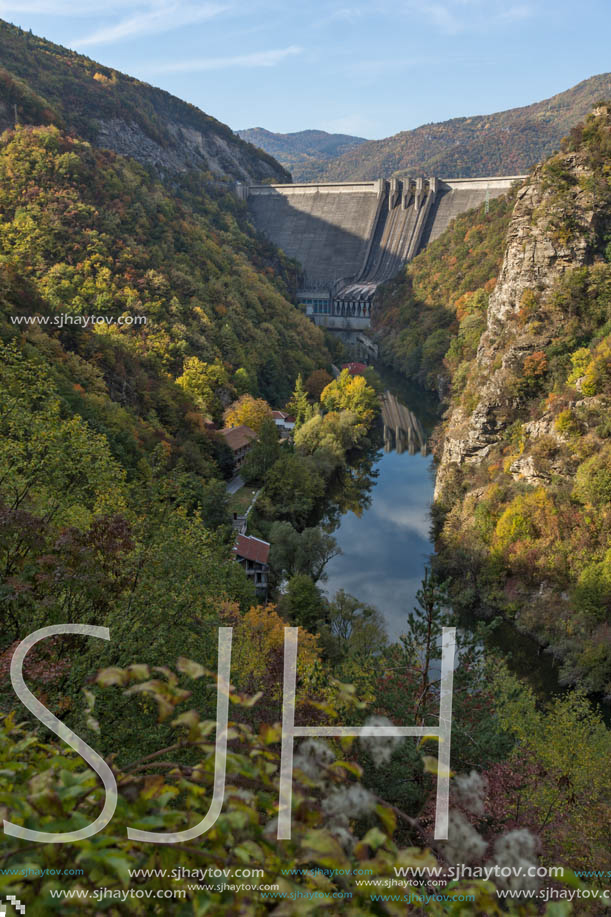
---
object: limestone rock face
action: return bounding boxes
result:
[96,118,282,182]
[434,152,596,500]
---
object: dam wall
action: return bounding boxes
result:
[247,181,383,288]
[419,176,524,247]
[244,173,526,331]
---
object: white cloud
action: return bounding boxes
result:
[370,499,432,541]
[404,0,535,34]
[72,2,228,47]
[147,45,302,72]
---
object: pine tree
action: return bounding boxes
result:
[286,374,309,428]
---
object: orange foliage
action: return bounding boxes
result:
[523,350,548,378]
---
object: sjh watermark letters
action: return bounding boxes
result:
[5,624,456,844]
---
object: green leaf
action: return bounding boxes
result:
[362,827,387,851]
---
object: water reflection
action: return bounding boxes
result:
[322,377,566,701]
[381,391,427,455]
[323,387,435,640]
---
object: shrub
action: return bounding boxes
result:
[574,445,611,506]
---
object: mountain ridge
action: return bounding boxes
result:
[319,73,611,180]
[0,19,289,183]
[244,75,611,182]
[237,127,366,181]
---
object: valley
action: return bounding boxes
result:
[0,16,609,915]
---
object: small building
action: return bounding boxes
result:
[219,424,257,469]
[271,410,295,432]
[233,534,270,597]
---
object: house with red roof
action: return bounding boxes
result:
[341,362,368,376]
[271,410,295,432]
[233,534,271,597]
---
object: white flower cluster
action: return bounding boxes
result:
[292,738,377,852]
[442,772,541,894]
[293,738,335,781]
[453,770,487,816]
[358,715,403,767]
[323,784,376,820]
[444,810,488,864]
[488,829,540,892]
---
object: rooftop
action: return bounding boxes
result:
[233,534,270,565]
[219,424,257,452]
[342,362,368,375]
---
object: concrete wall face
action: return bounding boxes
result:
[248,184,380,288]
[246,175,525,331]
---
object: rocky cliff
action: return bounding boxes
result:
[433,105,611,694]
[435,152,597,493]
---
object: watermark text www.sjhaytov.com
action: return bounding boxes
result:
[10,314,146,328]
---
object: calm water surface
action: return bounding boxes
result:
[324,378,438,641]
[323,372,566,700]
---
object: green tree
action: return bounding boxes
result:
[399,569,452,723]
[320,369,379,424]
[233,366,255,395]
[319,589,387,663]
[279,573,327,631]
[260,453,324,528]
[286,373,309,427]
[199,478,232,530]
[241,416,281,484]
[269,521,341,582]
[175,356,228,420]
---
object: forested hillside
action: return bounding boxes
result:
[0,19,288,182]
[0,19,609,912]
[430,105,611,693]
[237,127,367,181]
[373,190,516,393]
[320,74,611,181]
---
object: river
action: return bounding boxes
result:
[322,368,564,698]
[323,380,437,641]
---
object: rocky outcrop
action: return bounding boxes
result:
[435,151,597,499]
[96,118,284,182]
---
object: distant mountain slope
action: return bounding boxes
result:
[319,74,611,180]
[238,127,366,181]
[0,19,288,182]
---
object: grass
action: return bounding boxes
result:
[229,486,256,516]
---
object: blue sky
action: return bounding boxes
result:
[1,1,609,138]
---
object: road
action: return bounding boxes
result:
[226,474,244,494]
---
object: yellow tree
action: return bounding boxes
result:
[223,394,273,432]
[321,370,379,424]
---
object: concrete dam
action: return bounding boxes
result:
[241,174,525,336]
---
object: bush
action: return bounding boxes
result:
[574,445,611,506]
